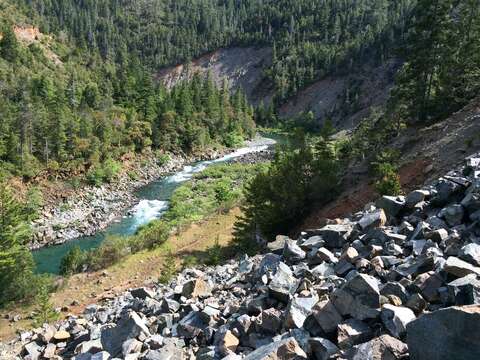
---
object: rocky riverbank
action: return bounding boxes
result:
[30,137,275,250]
[8,152,480,359]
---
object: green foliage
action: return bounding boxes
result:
[159,252,176,285]
[182,255,200,269]
[206,237,223,266]
[133,221,171,252]
[389,0,480,123]
[372,150,402,196]
[86,159,122,186]
[0,176,45,306]
[32,285,58,327]
[59,245,85,275]
[235,132,341,247]
[24,186,44,221]
[0,25,20,62]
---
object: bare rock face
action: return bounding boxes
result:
[407,305,480,360]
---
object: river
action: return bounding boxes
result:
[33,136,278,274]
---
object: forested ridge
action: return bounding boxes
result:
[19,0,415,104]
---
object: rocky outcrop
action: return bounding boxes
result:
[9,153,480,359]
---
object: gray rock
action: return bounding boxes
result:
[285,295,319,329]
[433,179,462,206]
[344,334,408,360]
[380,282,409,304]
[440,204,464,227]
[309,337,339,360]
[331,273,380,320]
[444,256,480,277]
[376,196,405,218]
[358,209,387,231]
[337,319,372,349]
[268,262,299,303]
[459,243,480,266]
[425,228,449,243]
[312,299,343,334]
[407,305,480,360]
[447,274,480,305]
[283,239,306,263]
[461,190,480,214]
[381,304,416,338]
[24,341,41,360]
[315,247,338,264]
[130,287,155,300]
[177,311,210,339]
[411,271,443,302]
[255,308,283,335]
[268,236,289,254]
[315,224,353,248]
[405,190,429,208]
[182,278,212,299]
[91,352,110,360]
[122,338,142,357]
[300,236,325,250]
[256,254,282,278]
[243,337,307,360]
[405,294,427,314]
[101,311,150,357]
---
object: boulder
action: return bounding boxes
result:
[283,239,306,263]
[268,236,289,254]
[312,299,343,334]
[380,304,416,338]
[440,204,464,227]
[101,311,150,357]
[182,278,212,299]
[447,274,480,305]
[177,311,210,339]
[459,243,480,267]
[242,337,307,360]
[444,256,480,278]
[285,295,318,329]
[376,196,405,218]
[309,337,339,360]
[268,262,299,303]
[337,319,372,349]
[358,209,387,231]
[256,308,283,335]
[407,305,480,360]
[130,287,155,300]
[331,273,381,320]
[344,335,408,360]
[300,236,325,250]
[411,271,443,302]
[405,190,430,208]
[315,224,353,248]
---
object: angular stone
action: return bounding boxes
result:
[300,236,325,250]
[447,274,480,305]
[344,335,408,360]
[312,299,343,334]
[376,196,405,218]
[311,263,335,278]
[283,239,306,263]
[440,204,464,227]
[24,341,42,360]
[315,224,353,248]
[411,271,443,302]
[122,338,142,357]
[243,337,307,360]
[407,305,480,360]
[268,236,289,254]
[43,343,56,359]
[405,190,429,208]
[256,254,282,278]
[182,278,212,299]
[315,247,338,263]
[309,337,339,360]
[381,305,416,338]
[425,228,449,243]
[91,352,110,360]
[444,256,480,278]
[255,308,283,335]
[130,287,155,300]
[405,294,427,314]
[101,311,150,357]
[268,262,299,303]
[285,295,318,329]
[53,330,71,341]
[337,319,372,349]
[461,190,480,214]
[217,330,239,353]
[459,243,480,267]
[331,273,380,320]
[380,282,409,304]
[358,209,387,231]
[177,311,209,339]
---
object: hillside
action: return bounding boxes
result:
[6,149,480,359]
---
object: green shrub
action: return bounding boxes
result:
[159,252,176,284]
[206,237,222,266]
[102,159,121,183]
[87,235,131,270]
[374,163,402,196]
[24,186,44,221]
[182,255,200,269]
[86,166,105,186]
[32,285,58,327]
[59,246,85,275]
[133,220,171,251]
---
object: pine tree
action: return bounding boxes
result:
[0,26,20,62]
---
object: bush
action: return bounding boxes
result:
[87,235,131,270]
[86,159,122,186]
[32,285,58,327]
[206,237,222,266]
[159,252,176,284]
[133,220,171,251]
[86,166,105,186]
[374,163,402,196]
[60,246,85,275]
